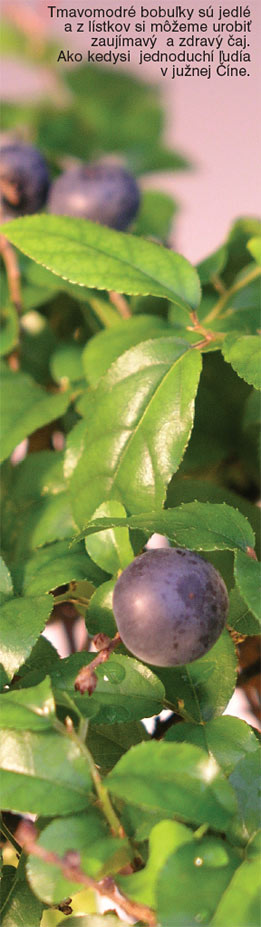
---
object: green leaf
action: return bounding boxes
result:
[225,217,261,283]
[222,334,261,390]
[1,857,43,927]
[247,236,261,265]
[17,635,60,684]
[75,501,255,555]
[234,550,261,623]
[156,836,239,926]
[16,541,100,597]
[0,728,92,816]
[27,811,131,904]
[155,630,237,723]
[50,343,85,385]
[228,586,260,635]
[82,314,171,387]
[133,190,177,242]
[87,720,148,774]
[51,653,165,724]
[0,678,55,730]
[118,819,193,907]
[2,452,78,559]
[0,363,71,463]
[0,594,53,680]
[0,304,19,356]
[165,478,261,558]
[87,580,117,639]
[197,246,227,285]
[165,716,259,775]
[211,856,260,926]
[229,750,261,838]
[0,557,13,605]
[70,339,202,525]
[1,215,201,310]
[85,502,134,575]
[107,741,237,833]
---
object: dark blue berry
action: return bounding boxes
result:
[0,144,50,218]
[48,161,140,230]
[112,548,228,666]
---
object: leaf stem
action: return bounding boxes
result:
[203,266,261,324]
[0,235,22,313]
[54,717,123,837]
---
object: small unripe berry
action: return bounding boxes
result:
[48,161,140,230]
[112,548,228,666]
[0,144,50,219]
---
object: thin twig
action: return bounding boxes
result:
[0,234,22,313]
[109,291,131,319]
[17,820,156,926]
[75,632,121,695]
[0,818,21,855]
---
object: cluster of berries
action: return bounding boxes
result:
[0,141,140,230]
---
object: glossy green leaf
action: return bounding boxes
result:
[229,750,261,838]
[1,215,201,310]
[27,811,131,904]
[0,728,92,815]
[118,819,193,906]
[165,478,261,558]
[17,635,60,684]
[228,586,260,635]
[222,334,261,390]
[107,741,237,833]
[211,856,261,926]
[87,580,117,639]
[0,363,71,463]
[70,339,202,525]
[85,501,133,575]
[87,720,148,774]
[75,500,255,554]
[82,314,171,387]
[16,541,99,597]
[247,236,261,265]
[0,595,53,680]
[0,557,13,605]
[0,678,55,730]
[51,652,165,724]
[234,550,261,623]
[165,716,259,775]
[1,857,43,927]
[156,836,239,926]
[155,630,237,723]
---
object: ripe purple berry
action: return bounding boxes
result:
[0,144,50,218]
[48,161,140,230]
[112,548,228,666]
